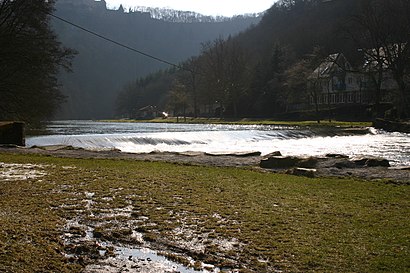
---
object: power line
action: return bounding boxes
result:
[46,11,191,72]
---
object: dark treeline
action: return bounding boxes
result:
[53,0,260,119]
[117,0,410,120]
[0,0,74,126]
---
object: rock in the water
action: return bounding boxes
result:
[365,158,390,167]
[353,157,369,166]
[326,153,349,159]
[205,151,261,157]
[353,157,390,167]
[264,151,282,157]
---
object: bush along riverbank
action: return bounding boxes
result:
[0,153,409,272]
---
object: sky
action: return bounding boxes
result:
[104,0,276,17]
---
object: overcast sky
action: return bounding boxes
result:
[104,0,276,17]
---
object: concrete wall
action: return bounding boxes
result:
[0,122,25,146]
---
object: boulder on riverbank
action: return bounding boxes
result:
[259,155,319,169]
[260,154,391,170]
[353,157,390,167]
[259,153,402,181]
[260,156,302,169]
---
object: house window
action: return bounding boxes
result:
[358,92,362,103]
[340,93,345,103]
[348,77,353,84]
[323,94,328,104]
[330,94,336,104]
[347,92,353,103]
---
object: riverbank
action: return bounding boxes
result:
[1,146,409,183]
[1,147,409,272]
[100,118,372,128]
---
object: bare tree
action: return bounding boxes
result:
[353,0,410,117]
[200,37,249,118]
[181,57,201,117]
[283,48,325,122]
[167,79,189,121]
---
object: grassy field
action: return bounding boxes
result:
[0,153,408,272]
[101,117,372,128]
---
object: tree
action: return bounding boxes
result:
[115,81,142,118]
[181,57,201,117]
[352,0,410,118]
[167,80,189,120]
[200,37,249,118]
[249,45,294,116]
[283,48,325,122]
[0,0,75,125]
[115,69,176,118]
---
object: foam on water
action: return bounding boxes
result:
[27,121,410,166]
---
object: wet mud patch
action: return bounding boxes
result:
[55,182,235,273]
[84,246,210,273]
[2,153,408,273]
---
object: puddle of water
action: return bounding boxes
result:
[83,244,220,273]
[62,215,218,273]
[58,182,224,273]
[0,162,48,181]
[115,246,216,273]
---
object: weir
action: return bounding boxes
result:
[26,121,410,167]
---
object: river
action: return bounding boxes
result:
[27,120,410,166]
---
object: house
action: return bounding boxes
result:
[137,105,159,119]
[308,52,398,108]
[308,53,364,106]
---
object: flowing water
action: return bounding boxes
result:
[27,120,410,166]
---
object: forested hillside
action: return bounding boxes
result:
[116,0,409,120]
[53,0,260,119]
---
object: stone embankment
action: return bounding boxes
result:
[373,118,410,133]
[0,121,25,146]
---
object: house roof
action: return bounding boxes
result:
[139,105,157,112]
[308,53,352,80]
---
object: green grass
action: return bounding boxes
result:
[0,153,408,272]
[100,118,372,128]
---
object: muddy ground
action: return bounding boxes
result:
[1,145,409,273]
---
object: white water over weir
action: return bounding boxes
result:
[27,121,410,166]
